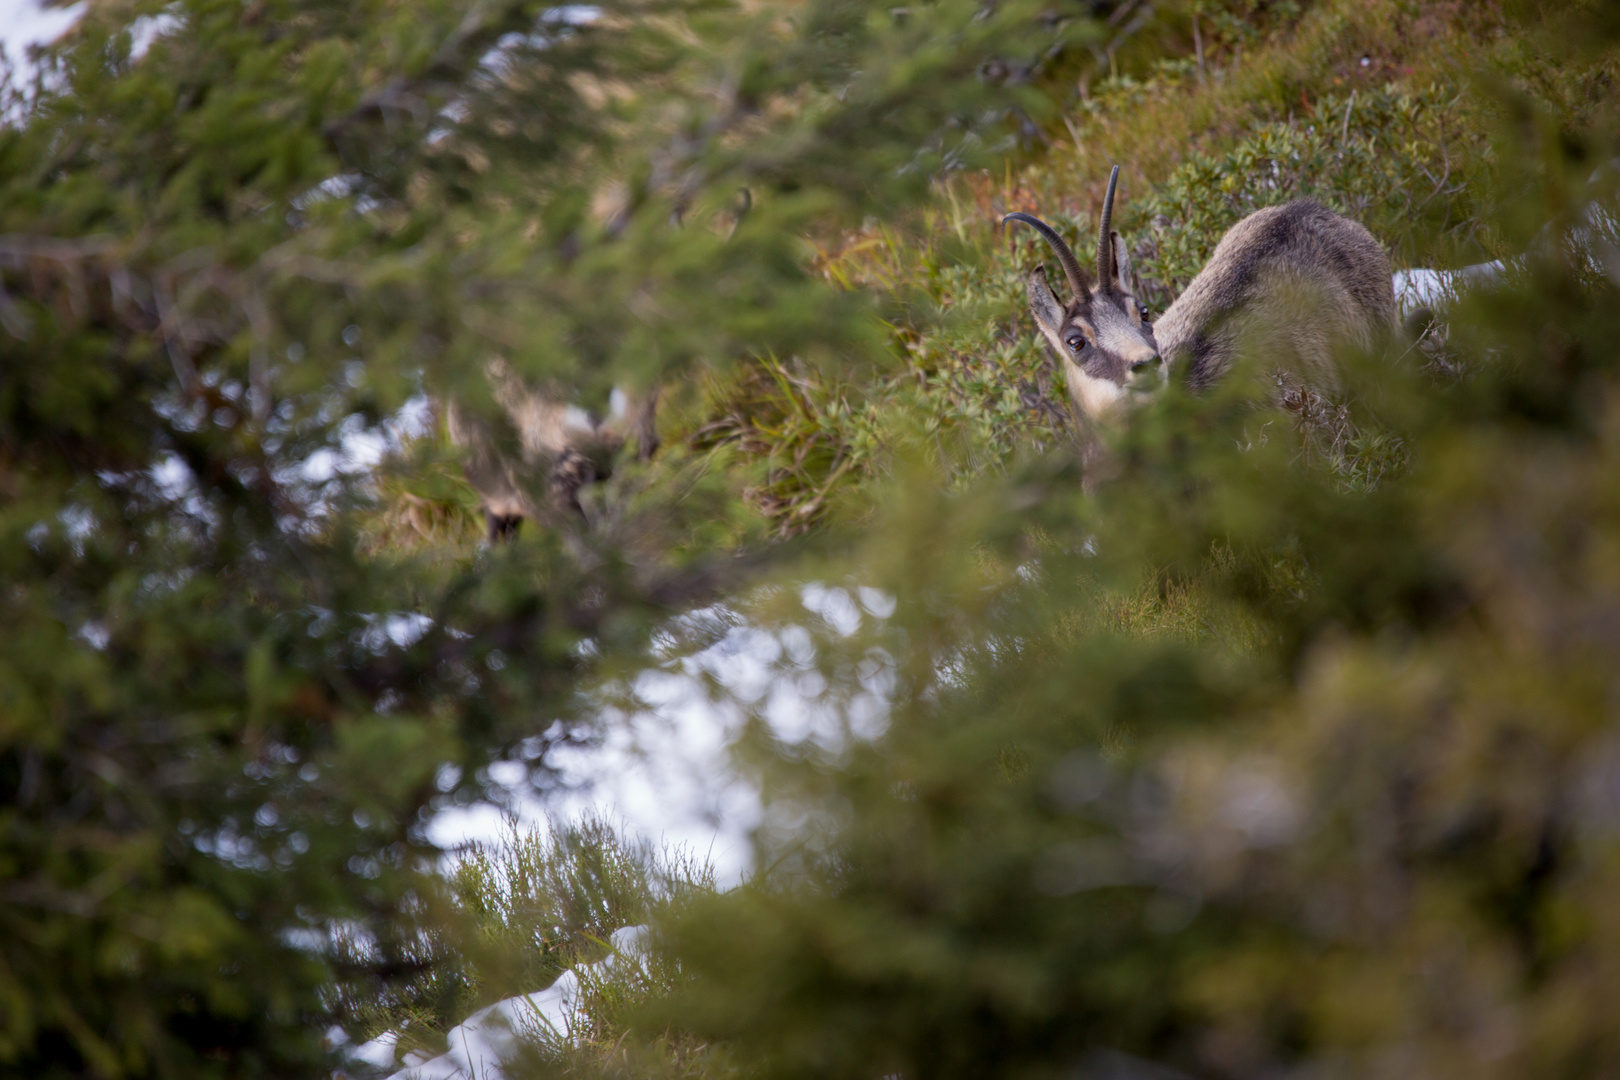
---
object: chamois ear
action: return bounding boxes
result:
[1107,231,1140,297]
[1027,265,1068,336]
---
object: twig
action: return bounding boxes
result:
[1061,114,1086,160]
[323,0,532,142]
[1107,0,1146,27]
[1417,117,1452,210]
[0,279,33,338]
[1192,12,1206,86]
[241,287,275,428]
[0,234,117,261]
[152,273,200,395]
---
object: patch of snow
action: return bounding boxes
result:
[127,8,180,58]
[352,1030,401,1071]
[382,926,649,1080]
[1392,261,1504,315]
[1394,190,1620,315]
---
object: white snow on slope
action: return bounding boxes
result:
[1393,261,1504,314]
[348,925,649,1080]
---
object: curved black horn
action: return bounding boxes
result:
[1002,212,1090,299]
[1096,164,1121,291]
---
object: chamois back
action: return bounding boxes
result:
[1152,200,1396,390]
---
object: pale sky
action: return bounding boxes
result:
[0,0,80,63]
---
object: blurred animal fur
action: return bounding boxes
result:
[447,358,659,542]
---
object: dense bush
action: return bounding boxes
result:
[651,178,1620,1080]
[330,816,713,1066]
[0,0,1055,1073]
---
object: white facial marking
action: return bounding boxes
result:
[1064,357,1126,418]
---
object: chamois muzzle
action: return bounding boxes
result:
[1127,354,1163,392]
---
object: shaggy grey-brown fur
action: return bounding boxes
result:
[447,358,659,542]
[1007,170,1396,428]
[1152,199,1396,392]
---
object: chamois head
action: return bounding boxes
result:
[1004,166,1163,421]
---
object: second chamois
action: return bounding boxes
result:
[446,358,659,543]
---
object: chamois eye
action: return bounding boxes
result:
[1065,333,1085,352]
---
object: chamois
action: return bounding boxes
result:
[447,358,659,543]
[1005,165,1396,427]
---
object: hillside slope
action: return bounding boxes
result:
[350,5,1620,1078]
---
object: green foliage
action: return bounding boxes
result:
[603,6,1620,1074]
[331,815,713,1064]
[1136,83,1489,303]
[684,0,1537,529]
[0,0,1057,1073]
[11,0,1620,1077]
[650,174,1620,1080]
